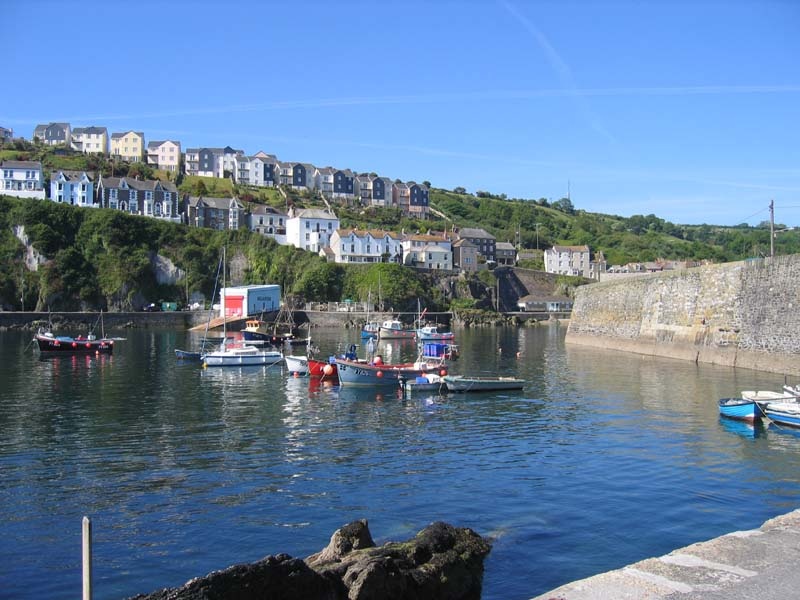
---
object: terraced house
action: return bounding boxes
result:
[50,171,95,207]
[97,176,180,222]
[234,153,278,187]
[356,175,392,208]
[186,196,245,230]
[185,146,244,177]
[330,228,403,263]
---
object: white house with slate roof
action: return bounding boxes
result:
[1,160,45,199]
[286,208,338,252]
[71,127,108,154]
[330,228,403,264]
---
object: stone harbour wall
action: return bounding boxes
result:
[566,255,800,376]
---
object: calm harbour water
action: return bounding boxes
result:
[2,324,800,599]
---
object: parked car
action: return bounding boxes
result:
[141,303,161,312]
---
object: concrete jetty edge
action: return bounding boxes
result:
[531,508,800,600]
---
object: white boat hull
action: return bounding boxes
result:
[203,346,283,367]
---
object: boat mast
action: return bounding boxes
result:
[221,246,227,344]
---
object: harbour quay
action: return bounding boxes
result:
[532,509,800,600]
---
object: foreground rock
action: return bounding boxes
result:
[130,520,491,600]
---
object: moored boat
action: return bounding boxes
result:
[763,402,800,427]
[284,354,338,379]
[335,342,448,387]
[442,375,525,393]
[378,319,416,340]
[35,328,115,356]
[404,373,447,394]
[175,348,202,361]
[361,321,380,339]
[202,341,284,367]
[416,325,455,341]
[34,313,116,356]
[718,397,763,421]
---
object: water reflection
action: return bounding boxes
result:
[3,326,800,600]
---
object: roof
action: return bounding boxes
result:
[99,176,177,192]
[336,228,402,240]
[293,208,338,220]
[111,131,144,139]
[54,170,94,181]
[551,245,590,252]
[250,204,286,216]
[73,126,107,135]
[1,160,42,169]
[406,234,450,243]
[496,242,516,251]
[452,238,478,248]
[187,196,243,210]
[458,227,496,240]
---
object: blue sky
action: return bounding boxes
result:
[3,0,799,226]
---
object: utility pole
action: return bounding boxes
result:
[770,199,775,258]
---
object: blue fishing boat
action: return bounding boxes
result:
[763,402,800,427]
[718,397,763,421]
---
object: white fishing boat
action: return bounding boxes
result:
[378,319,416,340]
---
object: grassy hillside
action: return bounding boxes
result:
[0,196,451,313]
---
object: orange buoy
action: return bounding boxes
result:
[293,371,300,378]
[376,370,383,378]
[323,364,334,376]
[440,369,447,377]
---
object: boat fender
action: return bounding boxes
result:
[440,369,447,376]
[376,371,383,378]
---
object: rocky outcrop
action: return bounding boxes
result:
[129,520,491,600]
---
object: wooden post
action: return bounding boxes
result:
[82,516,92,600]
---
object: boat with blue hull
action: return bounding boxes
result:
[718,397,763,421]
[764,402,800,427]
[334,341,448,387]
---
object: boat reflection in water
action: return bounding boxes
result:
[719,416,766,439]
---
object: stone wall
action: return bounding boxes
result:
[566,255,800,376]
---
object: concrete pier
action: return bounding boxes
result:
[532,509,800,599]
